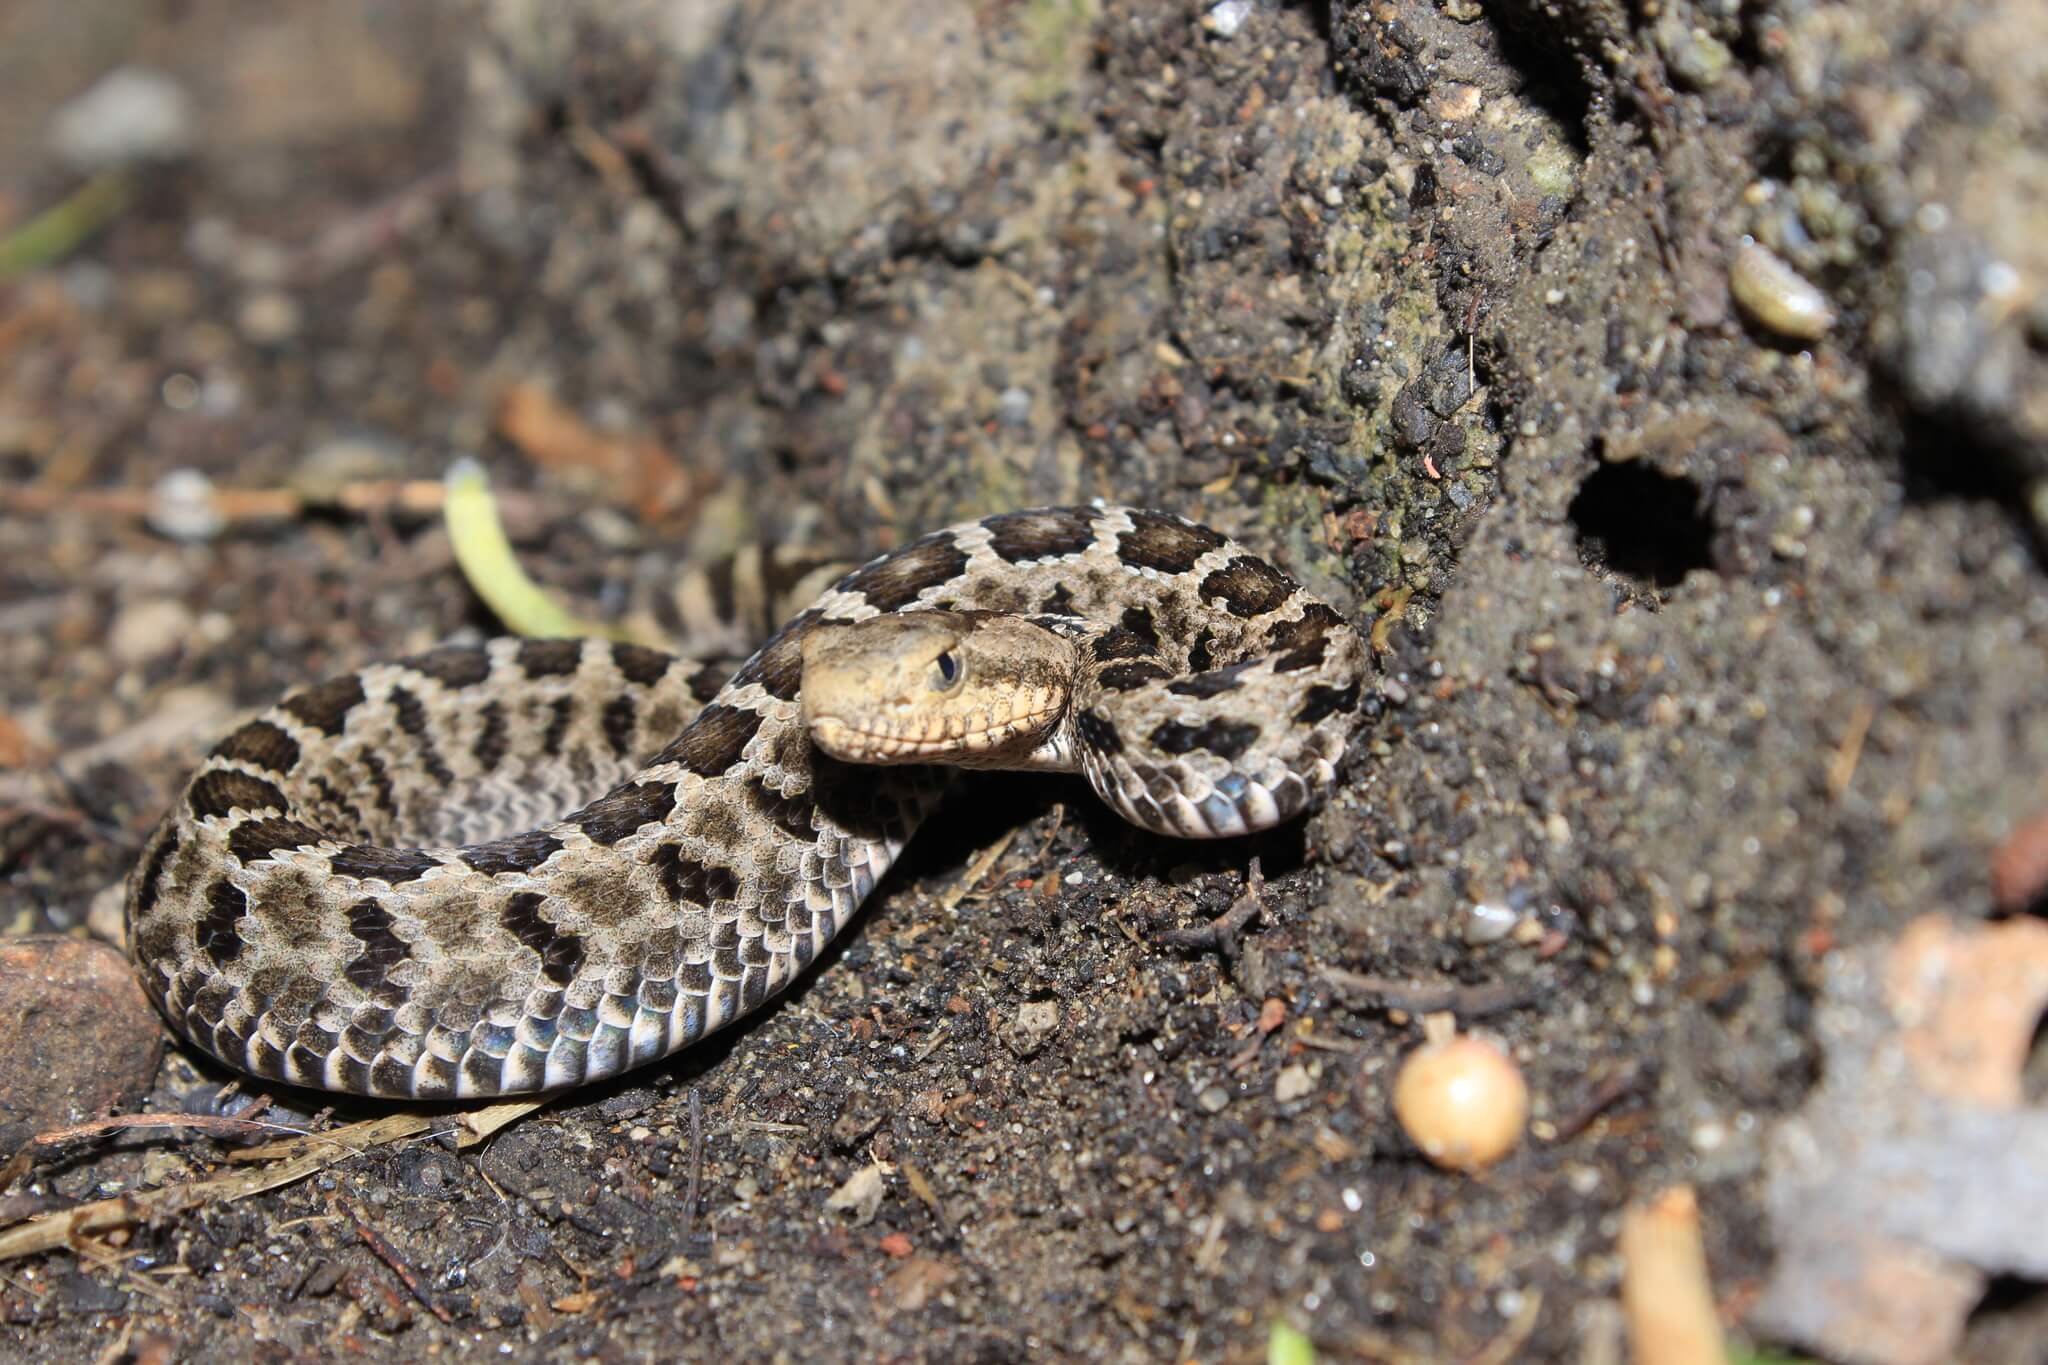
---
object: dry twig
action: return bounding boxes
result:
[1322,969,1539,1021]
[0,1101,543,1263]
[349,1201,453,1324]
[1154,858,1266,955]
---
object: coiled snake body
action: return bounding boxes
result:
[128,506,1369,1098]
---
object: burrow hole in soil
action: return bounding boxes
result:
[1568,462,1715,590]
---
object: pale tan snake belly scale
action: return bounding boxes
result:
[127,506,1370,1099]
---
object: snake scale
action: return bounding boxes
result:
[127,506,1370,1099]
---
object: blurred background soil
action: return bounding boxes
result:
[1,1,2045,1361]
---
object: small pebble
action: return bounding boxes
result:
[87,881,128,947]
[109,597,196,665]
[1464,901,1519,945]
[1655,17,1732,89]
[1198,1084,1231,1113]
[1431,83,1482,121]
[148,468,225,542]
[48,66,195,171]
[1201,0,1253,37]
[1393,1033,1528,1172]
[237,291,303,344]
[1008,1001,1060,1057]
[1274,1063,1315,1103]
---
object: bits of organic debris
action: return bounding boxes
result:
[493,382,697,524]
[1619,1186,1728,1365]
[1391,1015,1528,1171]
[825,1162,889,1225]
[1729,238,1834,341]
[0,465,465,540]
[1154,857,1266,958]
[881,1256,959,1316]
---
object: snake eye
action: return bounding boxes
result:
[931,651,961,690]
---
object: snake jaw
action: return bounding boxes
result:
[807,690,1070,765]
[801,612,1073,766]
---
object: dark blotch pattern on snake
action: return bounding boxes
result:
[127,507,1370,1097]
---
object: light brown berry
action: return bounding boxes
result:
[1392,1033,1528,1171]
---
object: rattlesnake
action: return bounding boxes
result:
[127,506,1370,1099]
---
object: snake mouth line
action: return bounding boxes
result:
[808,705,1063,756]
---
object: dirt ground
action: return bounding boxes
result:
[2,1,2045,1361]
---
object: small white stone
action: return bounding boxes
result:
[1274,1063,1315,1103]
[237,291,302,345]
[1202,0,1253,37]
[160,374,200,411]
[1464,901,1519,945]
[49,66,195,171]
[1016,1000,1059,1035]
[110,597,195,665]
[147,468,224,542]
[1980,259,2022,301]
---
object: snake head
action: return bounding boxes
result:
[800,611,1073,767]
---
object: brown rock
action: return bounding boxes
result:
[0,936,162,1152]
